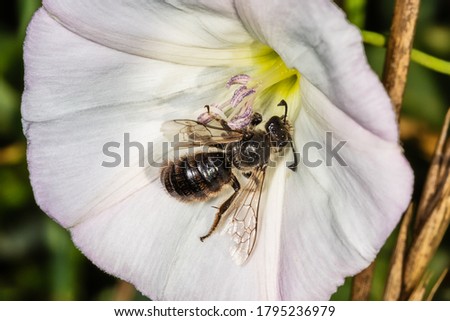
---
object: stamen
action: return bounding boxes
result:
[230,86,256,107]
[228,102,253,130]
[226,74,251,88]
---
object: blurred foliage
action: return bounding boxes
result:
[0,0,448,300]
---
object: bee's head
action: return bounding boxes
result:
[265,116,290,148]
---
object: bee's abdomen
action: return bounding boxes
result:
[161,152,231,202]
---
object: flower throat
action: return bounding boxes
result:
[197,58,299,129]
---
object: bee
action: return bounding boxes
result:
[160,100,298,264]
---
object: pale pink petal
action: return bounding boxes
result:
[23,9,238,123]
[278,78,413,299]
[42,0,267,66]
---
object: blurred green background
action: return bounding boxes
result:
[0,0,449,300]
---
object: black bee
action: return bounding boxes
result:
[160,100,298,264]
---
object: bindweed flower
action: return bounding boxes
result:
[22,0,413,300]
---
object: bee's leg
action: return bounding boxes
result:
[203,105,231,127]
[287,140,299,171]
[200,175,240,242]
[204,105,232,129]
[219,119,234,132]
[211,143,226,150]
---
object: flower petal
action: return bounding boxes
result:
[23,8,284,300]
[279,78,413,300]
[235,0,398,142]
[23,9,240,123]
[70,166,288,300]
[42,0,270,66]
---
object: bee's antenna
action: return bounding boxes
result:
[277,99,288,124]
[204,104,211,114]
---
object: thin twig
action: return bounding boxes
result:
[113,280,136,301]
[351,261,376,300]
[415,110,450,232]
[382,0,421,119]
[403,159,450,296]
[426,268,448,301]
[402,109,450,297]
[408,272,431,301]
[383,205,414,300]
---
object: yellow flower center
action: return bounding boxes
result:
[198,50,301,129]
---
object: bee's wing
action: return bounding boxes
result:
[161,119,243,148]
[225,168,266,265]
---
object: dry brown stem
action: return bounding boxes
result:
[383,205,414,300]
[351,261,376,300]
[426,268,448,300]
[113,280,136,300]
[403,111,450,296]
[352,0,420,300]
[415,111,450,232]
[382,0,421,119]
[408,272,430,301]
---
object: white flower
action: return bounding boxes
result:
[22,0,413,300]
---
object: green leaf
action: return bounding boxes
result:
[344,0,367,28]
[18,0,42,38]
